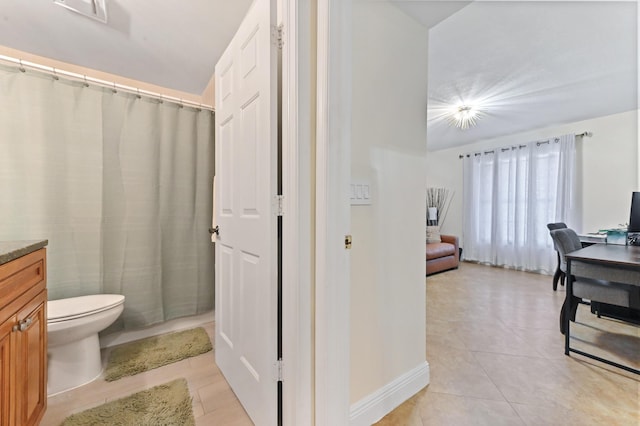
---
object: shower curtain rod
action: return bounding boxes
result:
[0,54,215,112]
[458,131,592,159]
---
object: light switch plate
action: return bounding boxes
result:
[351,180,372,205]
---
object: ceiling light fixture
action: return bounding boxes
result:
[449,104,482,130]
[54,0,108,23]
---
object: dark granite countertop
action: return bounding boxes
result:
[0,240,49,266]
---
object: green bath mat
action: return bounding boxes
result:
[104,327,213,381]
[61,378,194,426]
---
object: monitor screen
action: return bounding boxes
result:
[628,192,640,233]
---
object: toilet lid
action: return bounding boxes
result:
[48,294,125,322]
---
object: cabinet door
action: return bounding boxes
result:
[0,315,15,426]
[15,291,47,426]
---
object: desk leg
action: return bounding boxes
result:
[564,260,572,355]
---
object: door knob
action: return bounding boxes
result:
[209,226,220,236]
[18,318,33,332]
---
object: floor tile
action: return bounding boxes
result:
[416,392,524,426]
[198,379,240,414]
[426,341,505,401]
[377,262,639,425]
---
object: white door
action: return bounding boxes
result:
[213,0,278,424]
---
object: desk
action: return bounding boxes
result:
[565,244,640,374]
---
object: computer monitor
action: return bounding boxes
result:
[627,191,640,245]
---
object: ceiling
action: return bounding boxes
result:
[0,0,253,95]
[0,1,637,151]
[395,1,638,151]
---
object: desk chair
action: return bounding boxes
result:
[547,222,567,291]
[550,228,640,334]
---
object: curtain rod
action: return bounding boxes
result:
[458,131,592,159]
[0,55,215,112]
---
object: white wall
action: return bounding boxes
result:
[350,0,428,411]
[427,109,639,249]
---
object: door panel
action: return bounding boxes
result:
[239,250,259,376]
[218,244,234,348]
[21,297,46,426]
[240,97,259,215]
[214,0,278,424]
[219,118,234,216]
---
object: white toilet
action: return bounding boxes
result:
[47,294,125,395]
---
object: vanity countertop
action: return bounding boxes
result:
[0,240,49,266]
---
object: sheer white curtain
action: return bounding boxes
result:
[462,134,576,273]
[0,64,214,330]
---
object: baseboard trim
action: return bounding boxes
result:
[99,311,214,348]
[349,361,430,426]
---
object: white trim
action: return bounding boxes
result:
[315,0,352,424]
[349,362,430,426]
[281,0,314,424]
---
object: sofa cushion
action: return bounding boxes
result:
[426,226,441,244]
[426,242,455,260]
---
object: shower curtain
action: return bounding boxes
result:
[0,64,215,330]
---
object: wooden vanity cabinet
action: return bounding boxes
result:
[0,249,47,426]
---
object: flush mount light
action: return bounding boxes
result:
[54,0,108,23]
[449,104,483,130]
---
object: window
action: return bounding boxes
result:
[462,135,576,273]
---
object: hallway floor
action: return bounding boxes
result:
[376,262,639,425]
[42,262,639,425]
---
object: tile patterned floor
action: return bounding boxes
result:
[42,262,639,425]
[376,262,640,425]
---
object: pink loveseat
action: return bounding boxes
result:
[426,234,459,276]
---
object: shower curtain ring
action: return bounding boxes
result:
[18,59,25,73]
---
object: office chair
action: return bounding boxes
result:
[547,222,567,291]
[550,228,639,335]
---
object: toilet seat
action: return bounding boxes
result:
[48,294,125,324]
